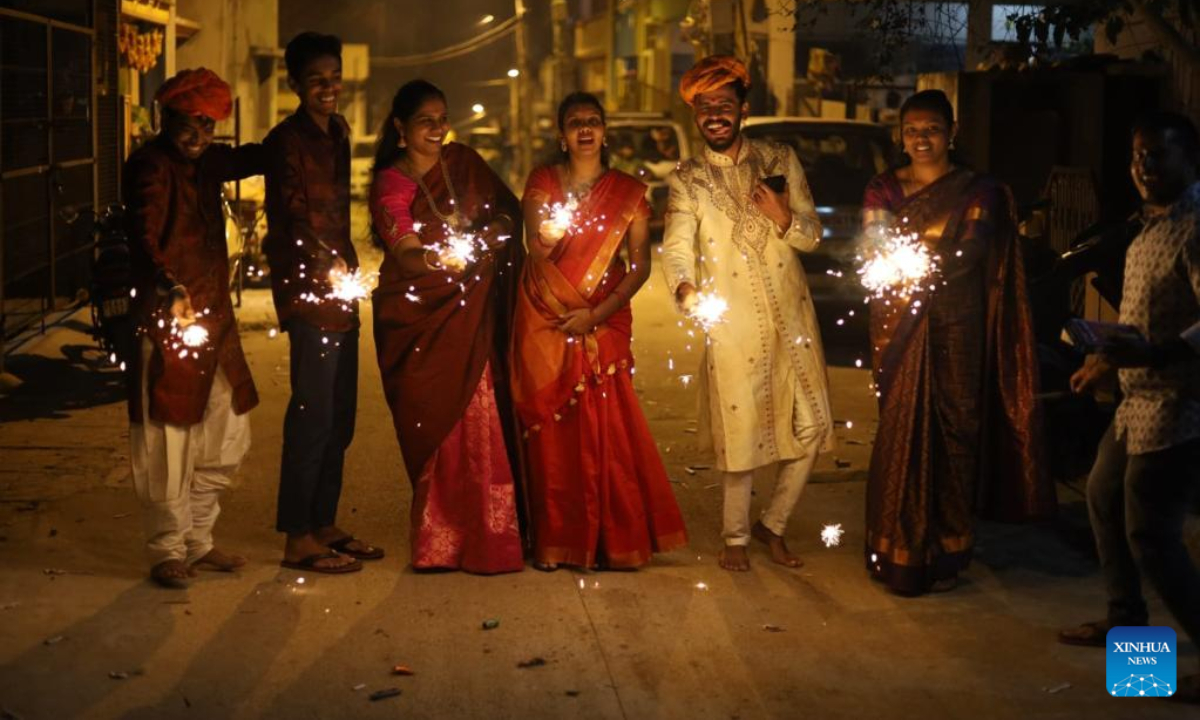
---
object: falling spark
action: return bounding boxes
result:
[687,291,730,332]
[821,524,844,548]
[858,227,939,298]
[679,374,693,388]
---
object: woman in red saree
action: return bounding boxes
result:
[513,92,687,570]
[369,80,524,574]
[862,91,1055,595]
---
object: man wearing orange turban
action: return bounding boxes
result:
[678,54,751,108]
[663,55,832,573]
[154,67,233,122]
[123,68,265,587]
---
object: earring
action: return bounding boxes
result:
[398,136,407,149]
[561,141,568,152]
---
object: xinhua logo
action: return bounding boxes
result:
[1106,626,1176,697]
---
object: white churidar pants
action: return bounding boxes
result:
[129,340,250,566]
[722,428,822,546]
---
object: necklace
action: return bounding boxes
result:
[404,153,464,230]
[561,164,605,200]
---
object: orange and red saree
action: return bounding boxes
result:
[513,166,687,568]
[372,142,525,574]
[862,168,1055,595]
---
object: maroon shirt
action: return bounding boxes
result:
[123,136,263,425]
[263,110,358,332]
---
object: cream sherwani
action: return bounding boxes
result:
[662,137,834,543]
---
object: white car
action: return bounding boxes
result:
[606,113,691,239]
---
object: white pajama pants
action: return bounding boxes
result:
[722,429,822,546]
[129,341,250,566]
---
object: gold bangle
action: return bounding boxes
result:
[423,248,443,271]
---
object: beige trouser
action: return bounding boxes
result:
[722,429,822,546]
[129,341,250,566]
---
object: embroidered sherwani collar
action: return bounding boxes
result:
[702,136,751,167]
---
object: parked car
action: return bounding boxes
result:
[350,136,377,200]
[606,112,692,239]
[742,117,894,355]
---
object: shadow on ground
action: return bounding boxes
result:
[0,343,126,422]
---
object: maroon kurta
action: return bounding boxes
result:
[263,110,358,332]
[123,136,263,425]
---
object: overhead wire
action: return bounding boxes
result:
[372,13,521,68]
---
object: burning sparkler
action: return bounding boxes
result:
[539,196,579,242]
[327,266,378,303]
[431,232,484,272]
[820,524,844,548]
[857,227,939,298]
[686,291,730,333]
[179,323,209,348]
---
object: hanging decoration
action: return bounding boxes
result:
[118,22,164,74]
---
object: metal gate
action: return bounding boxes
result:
[1,1,98,341]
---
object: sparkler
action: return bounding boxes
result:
[857,227,939,298]
[431,232,485,272]
[179,324,209,348]
[327,266,378,303]
[686,291,730,333]
[539,196,579,242]
[820,524,844,548]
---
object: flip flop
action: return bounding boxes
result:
[280,551,362,574]
[326,535,385,561]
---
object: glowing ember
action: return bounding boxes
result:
[857,228,938,298]
[540,196,579,242]
[687,291,730,332]
[327,267,378,303]
[820,524,844,548]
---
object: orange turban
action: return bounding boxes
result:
[154,68,232,121]
[679,55,750,106]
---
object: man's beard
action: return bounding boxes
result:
[701,119,739,152]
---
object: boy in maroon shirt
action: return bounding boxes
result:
[264,32,382,573]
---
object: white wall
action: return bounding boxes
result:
[176,0,279,143]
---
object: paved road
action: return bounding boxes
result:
[0,223,1195,719]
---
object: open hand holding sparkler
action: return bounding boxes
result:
[857,226,939,299]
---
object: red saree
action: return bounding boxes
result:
[371,142,525,574]
[512,166,687,568]
[862,168,1055,595]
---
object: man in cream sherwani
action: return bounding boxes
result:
[662,55,834,572]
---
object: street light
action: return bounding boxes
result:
[472,103,485,114]
[507,68,520,78]
[479,14,495,24]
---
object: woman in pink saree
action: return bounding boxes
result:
[369,80,525,574]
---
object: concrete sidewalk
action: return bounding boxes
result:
[0,253,1196,719]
